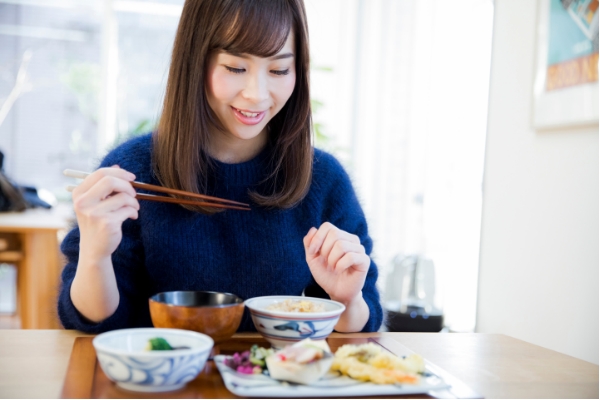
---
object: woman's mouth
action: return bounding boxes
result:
[231,106,266,125]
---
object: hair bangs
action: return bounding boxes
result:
[211,0,294,57]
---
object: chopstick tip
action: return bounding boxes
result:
[63,169,90,179]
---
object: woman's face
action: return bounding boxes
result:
[206,32,296,147]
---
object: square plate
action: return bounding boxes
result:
[214,354,451,398]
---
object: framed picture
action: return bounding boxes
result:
[533,0,599,130]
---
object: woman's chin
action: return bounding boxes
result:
[229,125,269,141]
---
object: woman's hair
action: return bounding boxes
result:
[153,0,312,213]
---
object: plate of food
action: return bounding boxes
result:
[214,338,451,397]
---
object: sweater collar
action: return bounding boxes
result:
[209,145,271,187]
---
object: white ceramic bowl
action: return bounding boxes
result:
[92,328,213,392]
[244,296,346,349]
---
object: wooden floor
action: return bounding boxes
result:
[0,314,20,329]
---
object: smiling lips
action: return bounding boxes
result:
[231,106,266,125]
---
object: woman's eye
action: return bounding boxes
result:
[271,69,290,76]
[225,66,245,74]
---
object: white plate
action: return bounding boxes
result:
[214,355,451,398]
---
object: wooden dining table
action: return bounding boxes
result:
[0,329,597,399]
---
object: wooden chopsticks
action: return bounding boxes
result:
[63,169,251,211]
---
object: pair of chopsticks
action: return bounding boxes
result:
[63,169,251,211]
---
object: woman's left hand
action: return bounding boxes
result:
[303,222,370,305]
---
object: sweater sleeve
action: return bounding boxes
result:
[313,151,383,332]
[57,140,152,333]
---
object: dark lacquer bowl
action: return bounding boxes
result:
[149,291,244,343]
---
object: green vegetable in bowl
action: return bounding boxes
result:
[146,337,173,350]
[146,337,190,351]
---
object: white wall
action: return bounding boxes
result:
[477,0,599,364]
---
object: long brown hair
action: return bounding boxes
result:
[153,0,312,213]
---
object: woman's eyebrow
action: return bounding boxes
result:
[224,50,248,58]
[222,51,294,60]
[269,52,294,60]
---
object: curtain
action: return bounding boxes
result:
[307,0,493,331]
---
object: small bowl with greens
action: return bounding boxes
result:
[92,328,213,392]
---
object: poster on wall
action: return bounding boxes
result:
[533,0,599,129]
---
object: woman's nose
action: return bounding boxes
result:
[241,73,269,104]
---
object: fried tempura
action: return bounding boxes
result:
[331,343,424,385]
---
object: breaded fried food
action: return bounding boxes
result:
[331,343,425,384]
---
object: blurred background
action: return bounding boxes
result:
[0,0,597,365]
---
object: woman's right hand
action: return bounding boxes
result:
[72,166,139,262]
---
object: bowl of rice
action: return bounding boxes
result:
[244,295,345,348]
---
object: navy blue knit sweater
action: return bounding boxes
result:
[58,134,383,333]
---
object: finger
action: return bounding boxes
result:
[81,205,138,239]
[320,229,342,262]
[98,206,139,227]
[92,192,140,214]
[303,227,318,251]
[320,223,361,245]
[306,222,337,256]
[74,175,137,209]
[320,227,359,262]
[306,253,327,275]
[111,204,139,222]
[334,252,371,274]
[76,194,139,225]
[327,240,366,270]
[74,166,136,195]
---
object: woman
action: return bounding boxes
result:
[58,0,383,333]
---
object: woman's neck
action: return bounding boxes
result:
[208,127,268,164]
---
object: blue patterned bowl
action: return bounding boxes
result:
[245,296,345,349]
[92,328,213,392]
